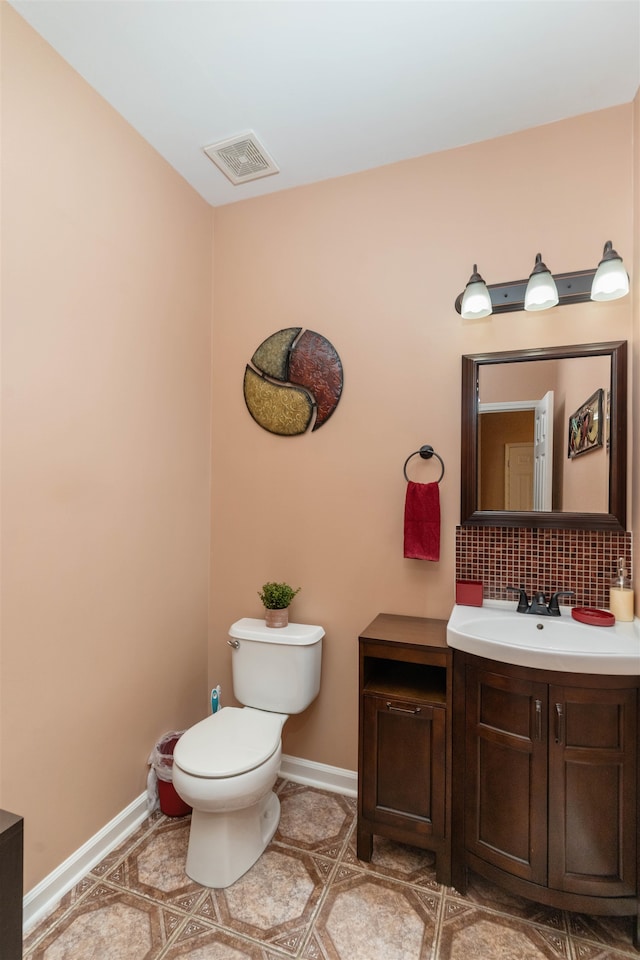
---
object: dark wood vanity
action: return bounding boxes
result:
[357,613,639,945]
[451,652,639,944]
[357,614,452,885]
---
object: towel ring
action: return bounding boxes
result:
[403,445,445,484]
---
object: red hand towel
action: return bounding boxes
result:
[404,481,440,561]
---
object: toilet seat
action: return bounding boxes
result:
[174,707,285,779]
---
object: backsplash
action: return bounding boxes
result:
[455,526,633,610]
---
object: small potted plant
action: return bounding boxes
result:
[258,581,301,628]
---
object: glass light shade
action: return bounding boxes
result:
[460,265,492,319]
[524,254,558,311]
[591,243,629,301]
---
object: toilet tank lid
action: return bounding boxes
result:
[229,618,324,645]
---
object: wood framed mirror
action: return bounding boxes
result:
[461,340,627,531]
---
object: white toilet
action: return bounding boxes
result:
[172,617,324,888]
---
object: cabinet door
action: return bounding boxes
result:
[361,694,445,838]
[548,684,637,897]
[464,664,548,884]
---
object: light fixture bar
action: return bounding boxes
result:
[454,267,597,316]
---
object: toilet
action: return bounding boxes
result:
[172,617,324,888]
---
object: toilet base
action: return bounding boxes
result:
[185,790,281,888]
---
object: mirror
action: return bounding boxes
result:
[461,341,627,531]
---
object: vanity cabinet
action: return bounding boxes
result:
[357,614,452,884]
[452,652,639,938]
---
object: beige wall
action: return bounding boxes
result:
[1,7,213,889]
[210,104,635,774]
[2,6,638,896]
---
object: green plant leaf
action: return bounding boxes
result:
[258,581,301,609]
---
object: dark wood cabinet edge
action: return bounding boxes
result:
[0,809,24,960]
[359,613,450,650]
[453,649,640,689]
[450,652,469,895]
[466,852,638,918]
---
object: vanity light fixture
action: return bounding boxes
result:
[524,253,559,312]
[591,241,630,301]
[460,265,493,320]
[454,241,629,316]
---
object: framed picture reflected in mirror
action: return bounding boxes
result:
[568,388,603,458]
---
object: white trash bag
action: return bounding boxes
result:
[147,731,186,814]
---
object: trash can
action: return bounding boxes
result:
[149,732,191,817]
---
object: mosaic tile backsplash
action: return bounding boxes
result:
[455,526,633,610]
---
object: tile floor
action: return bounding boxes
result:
[23,780,639,960]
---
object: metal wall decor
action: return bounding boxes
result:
[244,328,343,436]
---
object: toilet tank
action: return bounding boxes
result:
[228,619,324,714]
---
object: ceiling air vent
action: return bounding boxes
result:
[203,131,279,185]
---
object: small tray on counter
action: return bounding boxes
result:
[571,607,615,627]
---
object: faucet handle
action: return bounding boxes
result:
[506,584,530,613]
[548,590,576,616]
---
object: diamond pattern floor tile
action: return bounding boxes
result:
[22,783,640,960]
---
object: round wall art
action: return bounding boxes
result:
[243,328,343,436]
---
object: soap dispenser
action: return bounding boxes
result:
[609,557,634,622]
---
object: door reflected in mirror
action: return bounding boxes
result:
[461,341,627,531]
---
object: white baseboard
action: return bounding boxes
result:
[23,792,149,933]
[23,755,358,933]
[280,754,357,798]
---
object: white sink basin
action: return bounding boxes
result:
[447,600,640,674]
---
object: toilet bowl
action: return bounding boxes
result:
[173,707,286,888]
[172,618,324,888]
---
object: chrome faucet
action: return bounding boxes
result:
[507,585,575,616]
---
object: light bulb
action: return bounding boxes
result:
[591,241,629,301]
[461,265,492,320]
[524,253,558,312]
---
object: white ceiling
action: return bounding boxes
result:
[9,0,640,208]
